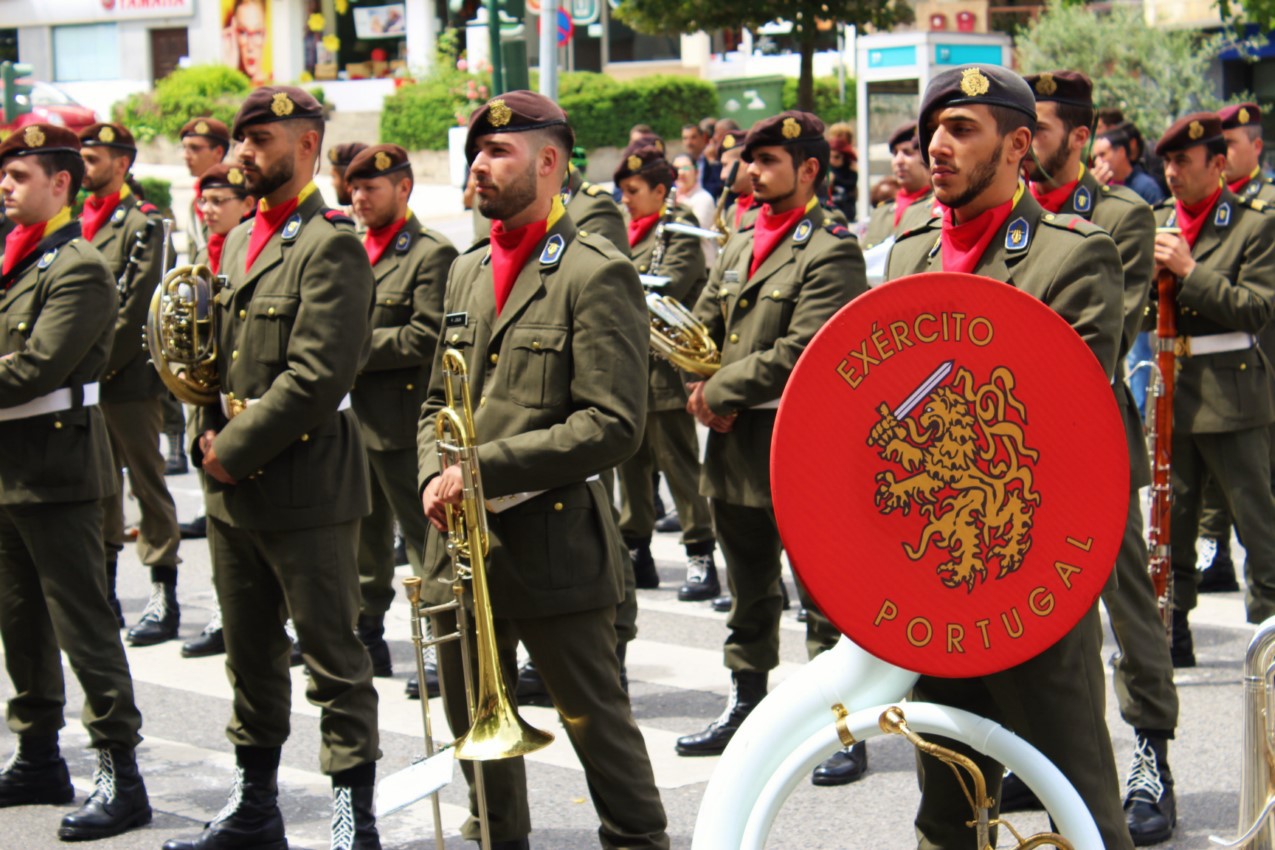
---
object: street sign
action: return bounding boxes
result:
[557,8,574,45]
[569,0,598,26]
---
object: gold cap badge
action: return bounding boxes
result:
[960,67,991,97]
[99,126,116,143]
[1189,120,1204,140]
[374,150,392,171]
[271,92,295,117]
[228,167,245,186]
[723,134,736,149]
[627,154,642,171]
[23,126,44,148]
[781,117,802,140]
[194,120,209,135]
[488,99,512,128]
[1239,107,1251,125]
[1035,73,1057,97]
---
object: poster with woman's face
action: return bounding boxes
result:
[222,0,273,86]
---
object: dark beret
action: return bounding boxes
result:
[1023,70,1093,108]
[711,119,742,151]
[78,122,136,152]
[1219,102,1261,130]
[887,121,918,152]
[328,142,369,168]
[198,163,250,194]
[612,142,674,186]
[0,124,80,162]
[742,111,827,162]
[231,86,324,141]
[465,90,573,164]
[1155,112,1223,157]
[180,117,231,147]
[345,144,412,182]
[918,65,1037,165]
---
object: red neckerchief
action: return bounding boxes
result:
[489,217,548,314]
[245,195,301,272]
[2,222,46,278]
[627,210,660,248]
[1174,185,1223,250]
[941,196,1016,275]
[734,193,755,228]
[749,203,806,278]
[207,232,226,275]
[1227,166,1259,195]
[364,216,407,267]
[893,185,930,227]
[1029,178,1079,214]
[82,189,123,242]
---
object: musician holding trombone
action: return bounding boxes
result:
[419,90,669,850]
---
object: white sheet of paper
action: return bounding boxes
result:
[376,749,455,816]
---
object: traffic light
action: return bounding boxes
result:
[2,62,34,125]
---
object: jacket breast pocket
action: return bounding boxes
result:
[248,295,299,366]
[372,288,413,328]
[506,325,570,409]
[758,283,799,343]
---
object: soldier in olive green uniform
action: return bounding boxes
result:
[179,117,230,259]
[344,144,457,685]
[0,123,152,842]
[327,142,368,212]
[419,91,667,850]
[1151,113,1275,661]
[1195,102,1275,593]
[676,114,866,787]
[1019,70,1179,845]
[164,87,381,850]
[474,162,631,253]
[884,65,1133,850]
[613,144,720,602]
[863,121,934,249]
[78,121,183,646]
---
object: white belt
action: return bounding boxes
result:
[1177,332,1255,357]
[0,383,99,422]
[220,392,351,420]
[486,474,601,515]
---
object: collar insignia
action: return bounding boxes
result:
[374,151,392,171]
[1215,202,1232,228]
[792,218,813,244]
[540,233,565,266]
[394,230,412,253]
[1035,73,1057,96]
[37,248,58,270]
[781,117,802,140]
[23,126,44,147]
[960,67,991,97]
[282,212,303,242]
[1073,185,1091,214]
[271,92,295,117]
[488,99,512,128]
[111,206,127,225]
[1189,121,1204,140]
[1005,216,1030,252]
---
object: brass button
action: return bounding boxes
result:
[553,502,564,511]
[639,265,648,272]
[1241,363,1248,371]
[531,340,541,350]
[267,307,276,317]
[771,289,781,298]
[300,433,309,441]
[53,421,63,430]
[579,230,589,237]
[738,298,749,309]
[16,322,26,332]
[1044,214,1056,221]
[228,391,236,400]
[256,469,264,477]
[489,353,498,365]
[384,299,394,305]
[479,396,487,407]
[232,350,239,360]
[238,309,247,319]
[405,383,414,391]
[729,333,739,343]
[451,332,460,342]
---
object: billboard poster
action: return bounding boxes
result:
[222,0,273,86]
[353,4,407,38]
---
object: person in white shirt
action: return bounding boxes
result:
[673,153,718,267]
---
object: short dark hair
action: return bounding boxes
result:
[788,137,831,184]
[1053,102,1095,137]
[630,123,653,136]
[987,105,1035,163]
[1205,135,1228,159]
[31,151,86,200]
[1241,124,1263,143]
[682,123,706,137]
[1100,121,1140,158]
[288,117,326,155]
[1097,108,1125,127]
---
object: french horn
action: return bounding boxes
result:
[145,263,222,406]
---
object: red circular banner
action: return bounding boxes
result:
[772,272,1128,678]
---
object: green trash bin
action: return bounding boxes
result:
[715,76,787,129]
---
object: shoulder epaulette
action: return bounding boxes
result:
[323,209,354,227]
[738,222,756,234]
[896,217,940,242]
[138,202,160,216]
[1239,196,1271,212]
[823,222,853,240]
[1040,211,1105,236]
[462,236,491,255]
[584,183,605,197]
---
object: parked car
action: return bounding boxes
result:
[0,81,98,138]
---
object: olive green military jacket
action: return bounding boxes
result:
[1154,190,1275,434]
[0,214,13,242]
[351,214,457,452]
[692,202,867,509]
[864,189,935,249]
[0,223,118,504]
[472,167,631,257]
[633,204,708,412]
[416,212,648,618]
[721,196,759,241]
[889,191,1124,382]
[87,192,170,403]
[1051,170,1155,490]
[192,190,374,531]
[1232,171,1275,205]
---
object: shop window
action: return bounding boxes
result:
[53,24,121,82]
[304,0,407,81]
[0,30,17,65]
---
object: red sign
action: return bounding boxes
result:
[772,273,1128,678]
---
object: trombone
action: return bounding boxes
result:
[405,348,555,850]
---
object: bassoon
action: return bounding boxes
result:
[1145,227,1180,634]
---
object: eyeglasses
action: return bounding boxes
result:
[676,166,696,173]
[197,194,244,209]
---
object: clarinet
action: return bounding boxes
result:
[117,218,158,301]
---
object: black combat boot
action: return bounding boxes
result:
[356,614,393,677]
[1198,537,1240,593]
[811,741,869,786]
[1170,608,1195,668]
[405,648,441,699]
[127,578,180,646]
[182,600,225,658]
[165,430,189,476]
[998,769,1044,812]
[58,747,152,841]
[711,594,732,613]
[331,765,380,850]
[105,559,124,629]
[675,670,767,756]
[678,543,720,602]
[1125,734,1176,846]
[625,535,659,589]
[162,746,286,850]
[0,734,74,808]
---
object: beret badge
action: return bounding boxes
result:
[1240,107,1251,125]
[1189,120,1204,140]
[781,117,801,140]
[1035,73,1057,96]
[723,134,736,149]
[228,167,245,186]
[374,150,392,171]
[960,67,991,97]
[99,126,116,143]
[626,154,642,171]
[23,126,44,147]
[488,99,512,128]
[195,120,210,135]
[271,92,295,117]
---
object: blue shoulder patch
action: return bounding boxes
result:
[394,230,412,254]
[1215,202,1232,228]
[1073,185,1091,214]
[110,206,128,225]
[1005,216,1030,252]
[37,248,58,270]
[540,233,565,266]
[792,219,813,244]
[281,213,303,242]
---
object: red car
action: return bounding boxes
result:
[0,80,98,137]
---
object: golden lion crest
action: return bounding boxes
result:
[374,150,392,171]
[23,126,44,148]
[1035,73,1057,97]
[271,92,295,117]
[869,365,1040,591]
[960,67,991,98]
[488,99,512,128]
[1239,107,1251,125]
[194,120,210,135]
[228,167,245,186]
[781,117,802,139]
[99,126,116,143]
[627,154,642,171]
[1189,120,1204,140]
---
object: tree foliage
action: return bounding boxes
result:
[614,0,911,111]
[1017,1,1243,139]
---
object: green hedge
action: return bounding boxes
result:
[113,65,252,143]
[781,76,855,127]
[381,72,718,151]
[137,177,173,213]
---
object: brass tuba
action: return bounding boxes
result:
[145,262,222,405]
